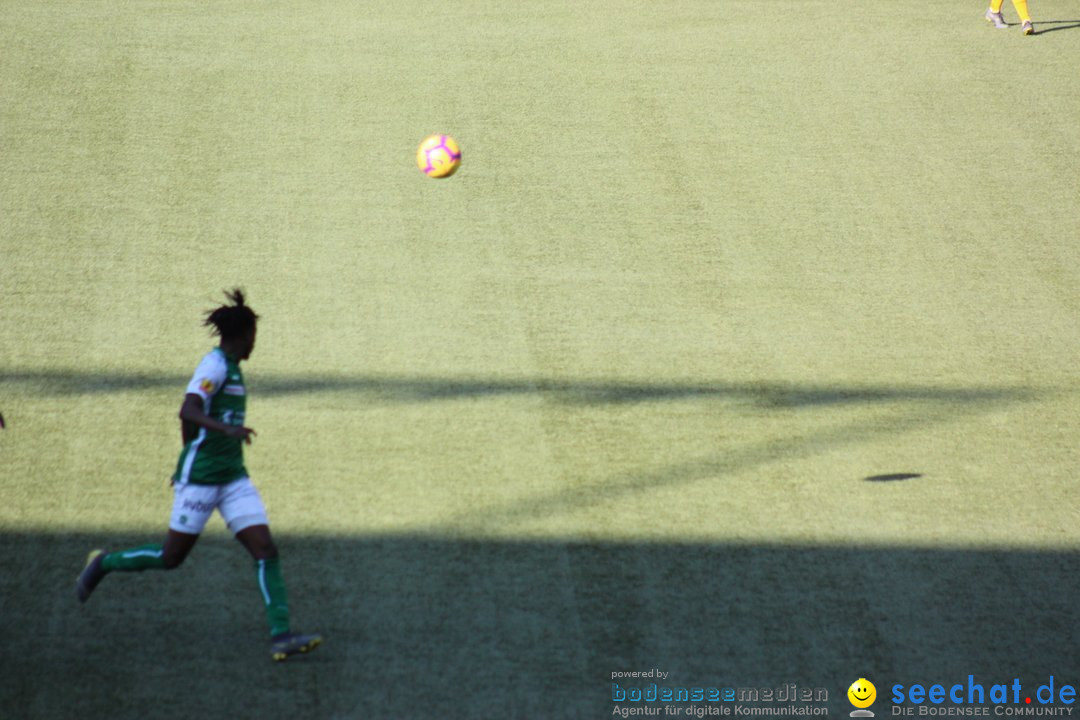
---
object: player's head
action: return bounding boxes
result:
[205,288,258,359]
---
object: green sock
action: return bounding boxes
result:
[101,544,166,572]
[256,557,291,637]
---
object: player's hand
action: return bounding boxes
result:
[226,426,257,444]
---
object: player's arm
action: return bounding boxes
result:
[178,394,256,444]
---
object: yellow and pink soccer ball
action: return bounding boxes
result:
[416,135,461,178]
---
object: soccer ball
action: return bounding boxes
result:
[416,135,461,178]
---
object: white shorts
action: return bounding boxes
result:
[169,477,269,535]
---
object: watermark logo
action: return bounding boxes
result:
[610,670,829,717]
[849,679,877,718]
[890,676,1076,716]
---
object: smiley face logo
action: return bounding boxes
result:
[848,678,877,709]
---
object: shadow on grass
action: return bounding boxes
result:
[864,473,922,482]
[2,531,1077,719]
[0,369,1033,409]
[441,393,1022,531]
[1032,19,1080,34]
[1,371,1034,534]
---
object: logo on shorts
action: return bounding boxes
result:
[182,499,215,514]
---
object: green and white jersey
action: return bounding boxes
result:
[172,348,248,486]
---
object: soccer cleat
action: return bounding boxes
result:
[271,632,323,662]
[985,9,1008,28]
[76,549,107,603]
[1022,20,1034,34]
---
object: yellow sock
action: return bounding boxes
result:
[1011,0,1031,23]
[990,0,1004,12]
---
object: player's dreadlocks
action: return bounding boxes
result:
[204,288,258,340]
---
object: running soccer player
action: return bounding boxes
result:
[76,289,322,662]
[986,0,1034,34]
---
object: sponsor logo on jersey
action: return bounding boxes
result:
[223,384,245,396]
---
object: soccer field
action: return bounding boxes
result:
[1,1,1079,718]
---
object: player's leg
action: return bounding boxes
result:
[223,477,282,635]
[236,523,323,661]
[1011,0,1033,33]
[235,523,290,636]
[107,529,199,567]
[223,478,322,660]
[76,485,214,602]
[76,531,199,602]
[986,0,1008,28]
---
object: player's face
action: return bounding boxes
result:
[239,326,257,359]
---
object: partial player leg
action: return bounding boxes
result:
[236,523,290,639]
[986,0,1008,27]
[77,475,213,603]
[236,525,290,636]
[76,530,198,603]
[235,523,322,661]
[1010,0,1033,32]
[161,529,200,568]
[107,531,198,570]
[224,478,322,660]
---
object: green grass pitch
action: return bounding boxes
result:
[2,1,1079,718]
